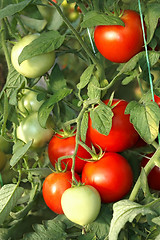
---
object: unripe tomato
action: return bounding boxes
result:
[87,99,139,152]
[16,112,54,148]
[82,152,133,203]
[94,10,144,63]
[17,87,45,115]
[37,0,56,22]
[0,151,7,171]
[42,171,80,214]
[141,153,160,191]
[61,185,101,226]
[11,34,55,78]
[0,135,12,154]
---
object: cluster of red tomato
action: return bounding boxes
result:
[42,99,139,223]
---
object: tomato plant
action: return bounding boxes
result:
[141,153,160,191]
[94,10,144,63]
[1,0,160,239]
[87,99,139,152]
[61,185,101,226]
[82,152,133,203]
[48,131,91,173]
[16,112,54,148]
[42,171,80,214]
[11,34,55,78]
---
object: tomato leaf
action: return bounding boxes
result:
[145,3,160,44]
[18,31,65,64]
[38,88,72,128]
[0,184,24,225]
[125,101,160,144]
[109,200,157,240]
[86,204,112,239]
[23,219,67,240]
[10,141,33,167]
[116,51,160,79]
[49,64,67,92]
[90,103,113,136]
[20,15,47,32]
[3,65,27,106]
[80,112,89,142]
[77,64,95,91]
[0,0,32,20]
[87,76,101,100]
[81,11,125,28]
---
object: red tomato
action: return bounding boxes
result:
[82,152,133,203]
[87,99,139,152]
[154,95,160,107]
[42,171,80,214]
[141,153,160,190]
[48,131,91,173]
[94,10,144,63]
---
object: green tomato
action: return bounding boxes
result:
[61,185,101,226]
[11,34,55,78]
[37,0,55,23]
[16,112,54,148]
[0,135,12,154]
[17,87,45,115]
[0,151,7,171]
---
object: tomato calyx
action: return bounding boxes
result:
[55,126,76,139]
[78,141,105,162]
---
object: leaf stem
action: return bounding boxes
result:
[129,147,160,201]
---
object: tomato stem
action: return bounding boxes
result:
[129,146,160,201]
[0,19,11,69]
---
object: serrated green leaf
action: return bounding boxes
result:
[86,204,112,240]
[19,31,65,64]
[23,219,67,240]
[122,70,139,85]
[10,141,33,167]
[90,103,113,135]
[25,168,52,178]
[116,51,160,79]
[77,65,95,90]
[4,65,27,106]
[87,76,101,100]
[49,64,66,92]
[80,112,89,142]
[125,101,160,144]
[20,15,47,32]
[0,0,32,20]
[38,88,72,128]
[145,3,160,44]
[109,200,156,240]
[0,184,24,225]
[81,11,124,28]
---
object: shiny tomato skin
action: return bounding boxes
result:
[141,153,160,190]
[154,95,160,107]
[82,152,133,203]
[42,171,80,214]
[48,132,91,174]
[94,10,144,63]
[87,99,139,152]
[61,185,101,226]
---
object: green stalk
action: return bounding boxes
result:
[48,0,106,83]
[129,147,160,201]
[48,1,98,64]
[0,19,11,69]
